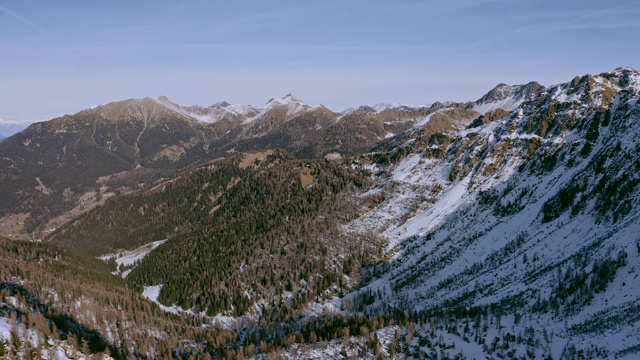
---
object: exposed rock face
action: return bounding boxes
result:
[467,108,511,128]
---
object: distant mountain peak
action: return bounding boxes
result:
[342,102,426,115]
[613,66,639,74]
[240,94,311,124]
[474,81,542,114]
[480,82,540,102]
[264,93,306,108]
[346,105,377,115]
[212,100,231,107]
[372,103,421,112]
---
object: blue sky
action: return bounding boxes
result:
[1,0,638,134]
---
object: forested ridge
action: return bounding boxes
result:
[48,157,249,256]
[49,150,385,317]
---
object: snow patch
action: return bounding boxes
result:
[100,239,166,278]
[388,172,471,249]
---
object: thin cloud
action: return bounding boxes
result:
[0,4,71,45]
[468,3,639,48]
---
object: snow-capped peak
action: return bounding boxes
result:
[546,67,640,111]
[372,103,404,112]
[262,93,307,110]
[241,94,310,124]
[212,100,231,108]
[613,66,640,75]
[153,96,258,123]
[473,81,541,115]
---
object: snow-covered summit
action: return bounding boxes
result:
[263,93,305,108]
[153,96,259,123]
[473,81,542,115]
[262,93,310,114]
[546,67,640,110]
[243,94,311,124]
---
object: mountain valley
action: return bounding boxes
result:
[1,67,640,359]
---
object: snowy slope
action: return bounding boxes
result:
[100,239,167,278]
[0,298,107,359]
[343,67,640,358]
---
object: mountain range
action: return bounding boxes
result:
[0,84,523,240]
[0,67,639,359]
